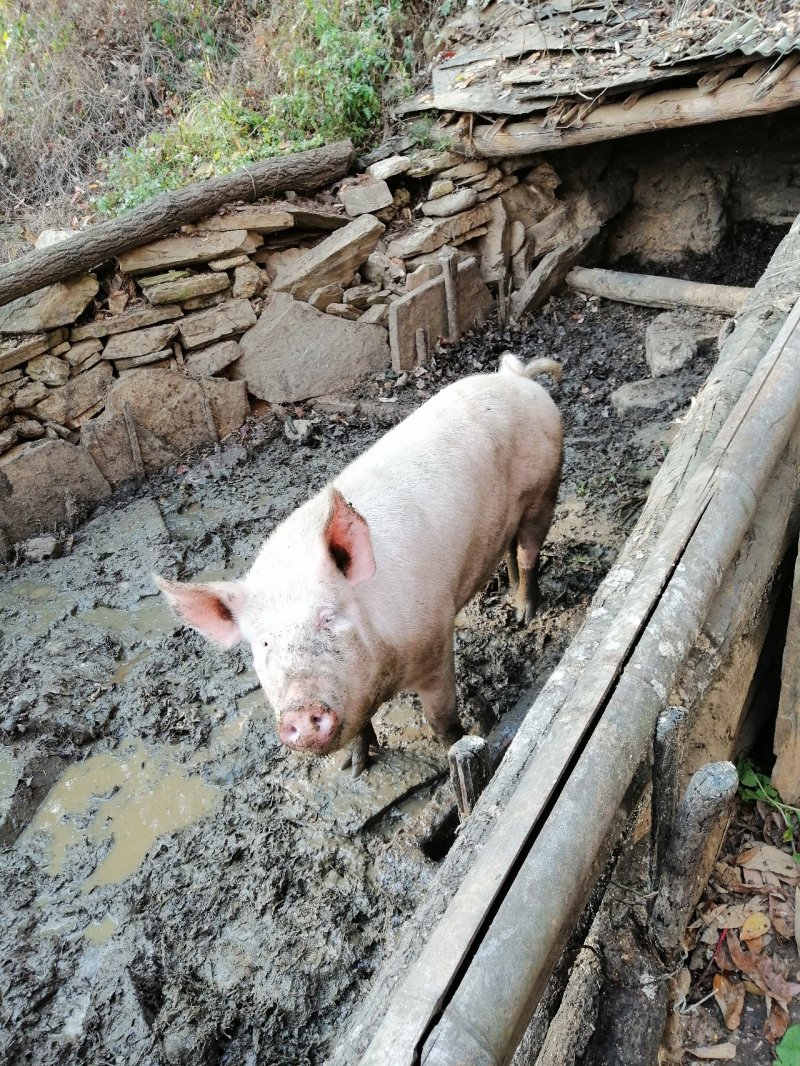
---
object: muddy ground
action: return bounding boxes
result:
[0,224,786,1066]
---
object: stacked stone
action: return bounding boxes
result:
[0,144,600,546]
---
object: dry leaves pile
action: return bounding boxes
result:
[683,834,800,1057]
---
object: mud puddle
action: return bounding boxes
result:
[1,287,722,1065]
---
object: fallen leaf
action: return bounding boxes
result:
[713,973,745,1030]
[741,912,771,941]
[764,1002,791,1044]
[686,1043,737,1060]
[738,844,800,882]
[770,896,795,940]
[795,887,800,955]
[727,933,800,1006]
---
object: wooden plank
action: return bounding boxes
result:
[454,65,800,156]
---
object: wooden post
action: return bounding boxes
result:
[448,736,491,821]
[650,706,687,894]
[651,762,739,963]
[440,248,461,343]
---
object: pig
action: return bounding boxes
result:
[156,354,562,776]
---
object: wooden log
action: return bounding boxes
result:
[453,67,800,157]
[330,219,800,1065]
[0,141,355,307]
[772,540,800,804]
[521,420,800,1065]
[566,266,750,315]
[448,736,491,821]
[651,763,739,962]
[529,945,603,1066]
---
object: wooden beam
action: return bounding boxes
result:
[450,66,800,157]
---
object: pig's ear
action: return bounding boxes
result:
[323,489,376,586]
[153,574,246,648]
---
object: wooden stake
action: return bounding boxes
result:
[448,736,491,821]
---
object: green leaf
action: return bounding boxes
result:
[775,1024,800,1066]
[740,768,760,788]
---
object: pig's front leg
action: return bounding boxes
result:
[417,637,465,746]
[340,720,380,777]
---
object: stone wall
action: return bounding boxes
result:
[2,115,799,552]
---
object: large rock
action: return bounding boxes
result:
[273,215,385,302]
[34,363,113,424]
[118,231,253,274]
[0,440,110,544]
[184,340,242,379]
[104,369,217,455]
[608,160,727,264]
[142,273,230,306]
[386,204,493,259]
[103,321,181,362]
[645,313,698,377]
[177,299,257,350]
[339,177,393,217]
[0,330,68,374]
[71,304,182,341]
[0,275,99,334]
[231,292,390,402]
[421,189,478,218]
[25,354,70,386]
[200,378,249,439]
[610,377,692,419]
[193,208,294,233]
[82,411,179,487]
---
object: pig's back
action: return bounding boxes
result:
[334,371,561,626]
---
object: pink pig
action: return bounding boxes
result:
[156,354,562,775]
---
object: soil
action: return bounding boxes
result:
[0,225,786,1066]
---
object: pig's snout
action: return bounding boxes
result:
[278,701,340,752]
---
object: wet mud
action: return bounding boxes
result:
[0,234,779,1064]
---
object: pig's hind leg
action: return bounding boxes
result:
[514,492,557,625]
[417,636,465,746]
[341,720,380,777]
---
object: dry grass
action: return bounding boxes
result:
[0,0,278,258]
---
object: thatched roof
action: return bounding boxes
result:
[401,2,800,155]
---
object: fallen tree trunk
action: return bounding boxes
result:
[455,65,800,157]
[566,266,750,315]
[0,140,355,307]
[330,216,800,1066]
